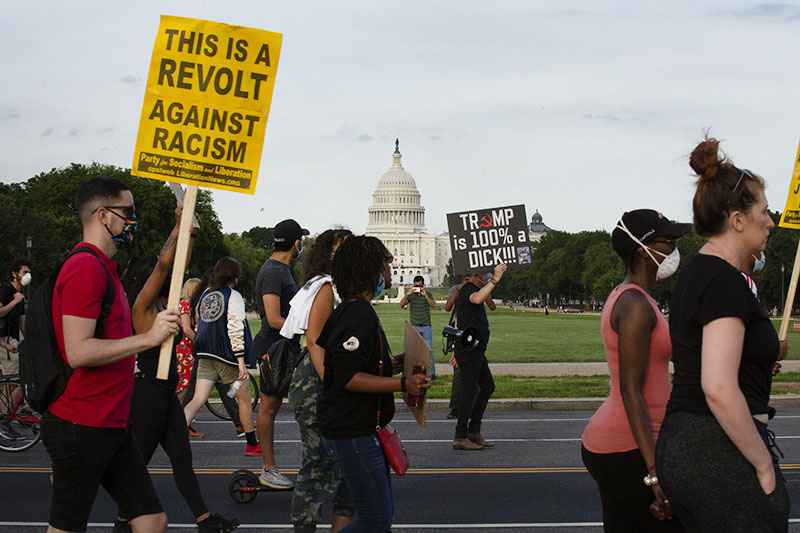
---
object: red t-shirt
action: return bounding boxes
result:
[48,242,135,428]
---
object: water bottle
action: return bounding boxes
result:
[227,379,243,398]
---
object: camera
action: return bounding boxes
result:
[442,325,480,353]
[413,287,421,293]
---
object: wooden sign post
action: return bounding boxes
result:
[777,140,800,341]
[156,185,198,379]
[131,15,282,378]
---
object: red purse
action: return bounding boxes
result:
[375,334,410,476]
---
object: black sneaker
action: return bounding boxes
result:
[446,409,458,419]
[113,519,132,533]
[198,513,240,532]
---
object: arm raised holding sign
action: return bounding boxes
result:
[467,263,507,305]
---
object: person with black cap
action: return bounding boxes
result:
[253,219,309,489]
[581,209,690,532]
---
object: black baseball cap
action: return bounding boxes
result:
[611,209,692,255]
[273,219,309,244]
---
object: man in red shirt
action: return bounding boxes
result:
[41,177,181,533]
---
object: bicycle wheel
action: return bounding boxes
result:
[204,373,260,421]
[0,378,41,452]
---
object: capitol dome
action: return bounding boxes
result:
[366,139,426,234]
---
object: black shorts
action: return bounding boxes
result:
[41,412,162,532]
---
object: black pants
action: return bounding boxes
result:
[41,413,162,532]
[581,445,685,532]
[453,349,494,439]
[656,411,790,533]
[125,377,208,519]
[181,355,242,427]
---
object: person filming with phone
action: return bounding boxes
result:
[399,276,437,379]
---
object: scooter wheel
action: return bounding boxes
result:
[228,469,259,504]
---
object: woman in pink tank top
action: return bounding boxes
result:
[581,209,690,532]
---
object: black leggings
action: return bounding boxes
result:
[656,411,790,533]
[181,356,242,427]
[124,377,209,519]
[581,445,684,532]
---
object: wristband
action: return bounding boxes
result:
[489,278,498,285]
[400,376,407,392]
[190,234,197,239]
[643,474,658,486]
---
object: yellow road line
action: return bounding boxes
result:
[5,464,800,475]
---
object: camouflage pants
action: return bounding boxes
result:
[288,351,355,532]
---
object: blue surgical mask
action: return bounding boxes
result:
[752,251,766,273]
[374,275,385,299]
[296,241,304,260]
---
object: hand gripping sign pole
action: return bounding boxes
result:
[131,15,282,379]
[777,140,800,341]
[157,185,197,379]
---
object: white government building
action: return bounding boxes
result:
[365,140,451,287]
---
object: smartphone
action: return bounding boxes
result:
[405,365,427,408]
[414,287,421,293]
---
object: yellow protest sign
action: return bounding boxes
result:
[779,139,800,229]
[132,15,281,194]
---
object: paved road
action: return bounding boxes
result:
[2,409,800,532]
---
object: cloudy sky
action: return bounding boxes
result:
[3,1,800,236]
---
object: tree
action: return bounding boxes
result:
[582,242,623,302]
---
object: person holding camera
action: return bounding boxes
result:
[399,276,436,379]
[452,263,506,451]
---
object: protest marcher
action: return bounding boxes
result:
[184,257,258,456]
[581,209,690,531]
[182,268,244,437]
[117,208,239,533]
[444,276,496,420]
[0,258,31,439]
[318,235,430,532]
[399,275,437,379]
[655,137,790,531]
[740,252,787,377]
[452,264,506,451]
[176,277,200,401]
[42,177,180,533]
[284,228,355,532]
[253,219,308,489]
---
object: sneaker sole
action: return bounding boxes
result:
[244,451,262,456]
[258,478,295,489]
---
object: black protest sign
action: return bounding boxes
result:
[447,204,532,276]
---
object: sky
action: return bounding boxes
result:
[3,1,800,237]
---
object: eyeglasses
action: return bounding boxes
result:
[648,238,676,251]
[94,205,136,219]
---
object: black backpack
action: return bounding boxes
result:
[19,247,115,413]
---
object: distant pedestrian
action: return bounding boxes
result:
[656,137,789,531]
[399,275,437,379]
[0,258,30,440]
[176,277,200,400]
[581,209,690,531]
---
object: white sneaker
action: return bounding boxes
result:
[259,466,294,489]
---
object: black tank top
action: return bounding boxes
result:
[136,332,181,391]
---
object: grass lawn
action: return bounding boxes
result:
[249,304,800,363]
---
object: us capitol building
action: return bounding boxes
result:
[365,140,451,287]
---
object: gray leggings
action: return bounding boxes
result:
[655,411,789,533]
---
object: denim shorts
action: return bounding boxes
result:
[41,412,162,532]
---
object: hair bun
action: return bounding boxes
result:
[689,137,725,179]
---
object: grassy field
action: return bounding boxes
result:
[249,304,800,363]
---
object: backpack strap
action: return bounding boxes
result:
[65,247,116,337]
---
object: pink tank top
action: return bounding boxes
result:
[581,284,672,454]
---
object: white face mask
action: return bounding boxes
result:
[752,251,766,273]
[20,272,31,286]
[616,221,680,280]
